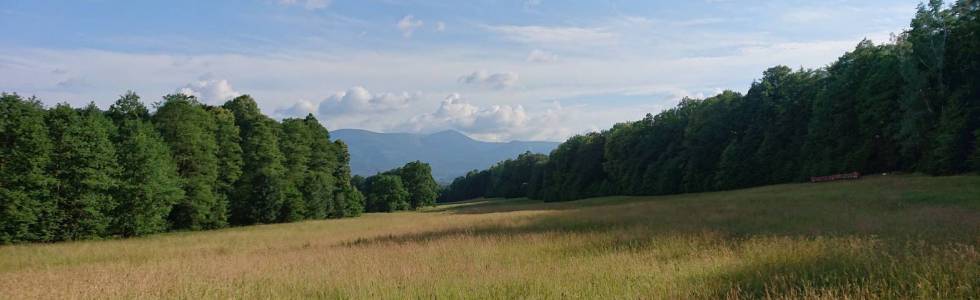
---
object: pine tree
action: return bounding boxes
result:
[0,94,56,243]
[223,95,287,225]
[108,93,184,237]
[47,103,119,240]
[153,94,224,230]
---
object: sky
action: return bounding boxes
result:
[0,0,922,142]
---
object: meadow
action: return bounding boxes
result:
[0,174,977,299]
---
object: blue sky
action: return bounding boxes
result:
[1,0,921,141]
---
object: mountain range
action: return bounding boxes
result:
[331,129,559,183]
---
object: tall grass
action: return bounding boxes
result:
[0,174,977,299]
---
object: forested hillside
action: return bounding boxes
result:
[0,93,366,243]
[442,1,980,202]
[333,129,558,182]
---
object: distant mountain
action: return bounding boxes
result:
[331,129,559,183]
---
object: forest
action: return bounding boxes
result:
[441,1,980,202]
[0,92,434,244]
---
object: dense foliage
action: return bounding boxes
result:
[439,152,547,202]
[0,93,363,243]
[441,0,980,203]
[355,161,439,212]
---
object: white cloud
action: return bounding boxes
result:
[397,15,424,38]
[400,95,593,142]
[318,86,420,116]
[275,99,318,118]
[277,0,330,10]
[404,94,534,141]
[485,25,616,45]
[458,70,519,89]
[526,49,558,63]
[178,78,241,103]
[1,22,890,141]
[435,21,446,32]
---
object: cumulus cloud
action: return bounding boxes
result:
[405,94,526,137]
[277,0,330,10]
[458,70,519,89]
[274,99,319,118]
[178,79,241,103]
[395,93,582,141]
[397,15,424,38]
[318,86,420,116]
[526,49,558,63]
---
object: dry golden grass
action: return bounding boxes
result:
[1,174,978,299]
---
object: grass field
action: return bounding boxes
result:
[1,174,978,299]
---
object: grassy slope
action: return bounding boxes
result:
[0,174,977,299]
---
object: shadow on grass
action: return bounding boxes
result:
[690,240,977,299]
[343,175,979,298]
[691,245,880,299]
[349,175,980,248]
[428,195,649,215]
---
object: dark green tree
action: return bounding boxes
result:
[223,95,287,225]
[153,94,224,230]
[278,118,312,222]
[302,115,339,219]
[927,96,972,174]
[107,91,149,123]
[47,103,119,240]
[364,175,409,212]
[897,0,952,169]
[109,93,184,236]
[396,161,438,209]
[0,94,56,243]
[332,140,364,217]
[209,106,243,220]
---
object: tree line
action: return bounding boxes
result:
[352,161,439,212]
[0,92,364,243]
[441,0,980,203]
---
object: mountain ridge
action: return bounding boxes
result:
[331,129,560,183]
